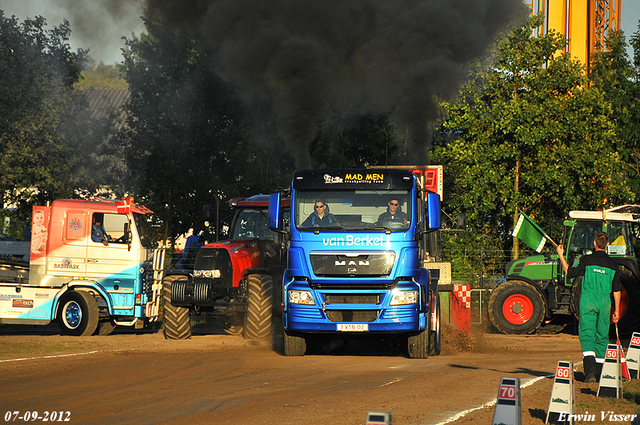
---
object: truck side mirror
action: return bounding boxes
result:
[203,204,214,222]
[268,192,281,231]
[425,192,441,230]
[203,196,220,242]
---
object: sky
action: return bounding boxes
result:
[0,0,639,65]
[0,0,146,65]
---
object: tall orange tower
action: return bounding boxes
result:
[525,0,621,67]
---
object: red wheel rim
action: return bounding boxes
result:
[502,294,534,325]
[611,286,629,323]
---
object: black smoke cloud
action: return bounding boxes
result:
[146,0,526,169]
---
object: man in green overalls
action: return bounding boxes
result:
[557,232,622,383]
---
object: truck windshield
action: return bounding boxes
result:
[133,213,153,248]
[295,189,412,231]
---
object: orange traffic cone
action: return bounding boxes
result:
[616,323,631,381]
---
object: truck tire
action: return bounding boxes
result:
[163,276,192,340]
[489,280,545,334]
[407,329,430,359]
[243,274,273,339]
[429,298,441,356]
[96,320,117,336]
[283,328,307,356]
[57,291,99,336]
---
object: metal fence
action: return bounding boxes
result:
[442,247,513,326]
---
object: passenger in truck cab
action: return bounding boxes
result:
[301,199,337,228]
[92,213,111,246]
[377,198,408,226]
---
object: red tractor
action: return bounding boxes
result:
[162,194,289,339]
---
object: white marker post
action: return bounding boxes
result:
[492,377,521,425]
[365,411,392,425]
[545,361,574,424]
[627,332,640,379]
[597,344,622,398]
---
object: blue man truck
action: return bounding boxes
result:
[0,198,165,336]
[268,168,442,358]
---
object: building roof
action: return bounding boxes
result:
[83,87,130,131]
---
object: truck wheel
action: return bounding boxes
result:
[489,280,545,334]
[57,291,99,336]
[243,274,273,339]
[429,298,441,356]
[407,329,430,359]
[96,320,117,336]
[163,276,192,340]
[283,328,306,356]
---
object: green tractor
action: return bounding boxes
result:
[489,205,640,335]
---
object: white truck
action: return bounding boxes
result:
[0,198,165,336]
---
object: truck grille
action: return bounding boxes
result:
[325,310,380,322]
[310,252,395,277]
[193,248,233,289]
[323,294,380,304]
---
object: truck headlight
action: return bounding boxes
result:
[288,290,315,305]
[390,289,418,305]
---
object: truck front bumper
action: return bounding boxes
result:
[283,279,428,333]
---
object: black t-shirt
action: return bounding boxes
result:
[567,250,622,293]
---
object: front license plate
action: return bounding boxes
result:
[337,323,368,332]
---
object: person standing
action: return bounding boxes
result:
[556,232,622,383]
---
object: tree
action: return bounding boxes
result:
[310,113,402,169]
[0,10,96,233]
[589,28,640,195]
[76,62,128,88]
[434,15,632,260]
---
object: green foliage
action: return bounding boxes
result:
[589,30,640,196]
[76,62,128,88]
[0,11,97,230]
[435,15,633,261]
[441,229,508,287]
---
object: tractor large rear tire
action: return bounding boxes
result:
[573,271,640,338]
[243,274,273,339]
[57,290,99,336]
[489,280,545,334]
[163,276,192,340]
[222,313,244,336]
[613,270,640,337]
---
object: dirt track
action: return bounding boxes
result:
[0,324,590,425]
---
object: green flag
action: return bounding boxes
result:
[512,212,548,252]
